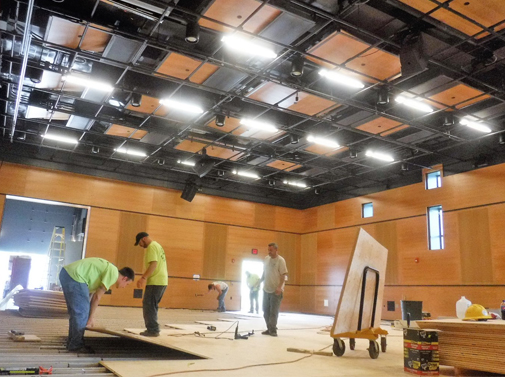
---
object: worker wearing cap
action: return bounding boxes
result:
[59,258,134,351]
[135,232,168,337]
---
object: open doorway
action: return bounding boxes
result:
[0,195,90,304]
[241,259,263,314]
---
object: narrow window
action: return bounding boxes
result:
[426,171,442,190]
[362,202,373,218]
[428,205,444,250]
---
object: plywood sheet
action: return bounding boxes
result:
[331,228,388,335]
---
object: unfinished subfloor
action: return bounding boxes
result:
[0,306,501,377]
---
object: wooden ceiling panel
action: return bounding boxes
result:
[45,17,110,52]
[127,95,168,116]
[397,0,440,13]
[207,117,248,135]
[267,160,302,171]
[156,53,202,80]
[380,124,410,137]
[278,92,339,116]
[106,124,147,140]
[175,139,205,153]
[455,94,491,109]
[307,32,369,66]
[247,82,297,105]
[242,5,281,34]
[189,63,220,84]
[429,83,490,107]
[175,139,243,161]
[346,49,401,81]
[305,144,347,156]
[356,117,403,135]
[199,0,263,33]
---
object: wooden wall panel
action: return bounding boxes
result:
[374,221,398,284]
[147,216,204,278]
[458,208,493,284]
[85,208,120,264]
[0,162,28,195]
[202,223,228,279]
[254,203,276,230]
[489,203,505,284]
[300,234,317,285]
[274,207,303,233]
[151,187,205,221]
[204,196,256,228]
[0,194,5,230]
[91,179,154,213]
[276,233,300,285]
[317,203,335,230]
[116,212,148,274]
[316,228,356,285]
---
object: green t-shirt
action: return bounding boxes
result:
[64,257,118,293]
[145,241,168,286]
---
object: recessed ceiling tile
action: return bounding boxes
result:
[45,17,110,52]
[156,53,202,80]
[189,63,220,84]
[380,124,410,137]
[278,92,339,116]
[356,117,403,134]
[307,31,369,66]
[346,48,401,81]
[127,95,168,116]
[106,124,147,140]
[207,116,248,135]
[266,160,302,171]
[429,83,490,107]
[305,144,348,156]
[175,139,243,161]
[247,82,297,105]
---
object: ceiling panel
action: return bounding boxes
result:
[247,82,297,105]
[189,63,220,84]
[126,95,168,116]
[380,124,410,137]
[106,124,147,140]
[175,139,244,161]
[346,48,401,81]
[45,17,111,52]
[307,32,369,66]
[278,92,339,116]
[267,160,303,171]
[429,83,490,107]
[356,117,403,135]
[156,53,202,80]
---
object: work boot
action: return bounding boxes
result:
[261,330,270,335]
[140,330,160,337]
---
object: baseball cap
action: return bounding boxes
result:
[134,232,149,246]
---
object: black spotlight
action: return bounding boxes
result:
[377,86,389,105]
[443,114,454,126]
[28,67,44,83]
[131,93,142,107]
[185,21,200,44]
[349,150,357,159]
[181,181,198,202]
[215,114,226,127]
[290,56,304,77]
[401,163,408,171]
[192,148,214,178]
[290,134,299,144]
[499,134,505,145]
[268,180,276,187]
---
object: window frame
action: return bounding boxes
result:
[362,202,373,218]
[427,205,444,250]
[425,170,442,190]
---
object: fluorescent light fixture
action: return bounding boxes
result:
[159,99,204,114]
[232,170,260,179]
[221,35,277,59]
[307,135,340,149]
[395,95,433,112]
[115,147,147,157]
[283,180,308,188]
[41,133,78,144]
[240,119,278,133]
[318,69,364,89]
[62,75,114,92]
[460,118,492,133]
[365,150,394,162]
[177,160,195,167]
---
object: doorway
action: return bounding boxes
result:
[0,195,90,301]
[241,259,263,314]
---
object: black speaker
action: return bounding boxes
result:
[192,159,214,178]
[400,33,428,77]
[181,182,198,202]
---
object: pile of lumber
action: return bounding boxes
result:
[13,289,68,318]
[418,319,505,374]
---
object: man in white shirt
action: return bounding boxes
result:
[261,243,288,337]
[208,281,229,312]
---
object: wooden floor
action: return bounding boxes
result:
[1,306,501,377]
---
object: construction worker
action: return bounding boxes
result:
[135,232,168,337]
[208,281,228,312]
[246,271,261,313]
[59,258,134,352]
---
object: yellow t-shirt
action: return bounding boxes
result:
[64,257,118,293]
[145,241,168,286]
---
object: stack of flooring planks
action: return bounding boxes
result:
[13,289,68,318]
[418,319,505,374]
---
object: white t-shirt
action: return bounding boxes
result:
[213,281,228,291]
[263,255,288,293]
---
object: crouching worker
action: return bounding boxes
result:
[59,257,134,352]
[208,281,228,312]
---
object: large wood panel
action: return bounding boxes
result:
[0,194,5,230]
[374,221,398,285]
[85,208,121,264]
[202,223,228,280]
[116,212,148,274]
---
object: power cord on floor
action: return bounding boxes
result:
[147,353,314,377]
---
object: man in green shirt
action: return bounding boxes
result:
[135,232,168,337]
[59,258,134,352]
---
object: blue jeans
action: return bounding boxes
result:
[263,291,283,334]
[250,289,259,312]
[217,287,228,312]
[59,268,90,350]
[143,285,167,333]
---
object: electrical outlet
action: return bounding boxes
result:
[324,299,328,307]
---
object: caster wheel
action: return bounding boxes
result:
[349,338,355,350]
[368,340,379,359]
[333,338,346,357]
[380,336,387,352]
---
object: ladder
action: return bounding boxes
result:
[47,226,66,290]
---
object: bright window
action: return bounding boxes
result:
[428,205,444,250]
[362,202,373,218]
[426,171,442,190]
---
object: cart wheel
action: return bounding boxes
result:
[368,340,380,359]
[380,336,387,352]
[333,338,346,357]
[349,338,355,350]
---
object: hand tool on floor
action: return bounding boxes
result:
[287,348,333,357]
[0,366,52,375]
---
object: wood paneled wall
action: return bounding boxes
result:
[2,162,505,318]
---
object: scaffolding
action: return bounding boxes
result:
[47,226,66,290]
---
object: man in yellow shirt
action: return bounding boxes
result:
[59,258,134,352]
[135,232,168,337]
